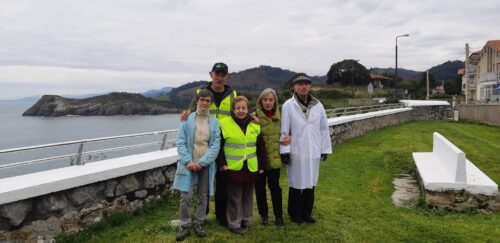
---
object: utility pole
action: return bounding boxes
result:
[426,70,430,100]
[465,43,470,104]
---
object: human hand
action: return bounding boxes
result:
[251,115,260,124]
[280,153,290,165]
[259,169,264,174]
[180,110,190,121]
[193,162,202,171]
[279,134,291,146]
[220,165,228,171]
[187,162,197,171]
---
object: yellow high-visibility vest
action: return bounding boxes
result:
[219,117,260,172]
[196,89,237,121]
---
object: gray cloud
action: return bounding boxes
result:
[0,0,499,99]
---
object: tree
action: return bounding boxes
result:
[415,72,436,99]
[444,75,463,95]
[326,59,370,86]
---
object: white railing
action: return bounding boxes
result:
[0,130,178,170]
[325,103,407,118]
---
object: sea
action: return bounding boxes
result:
[0,102,181,178]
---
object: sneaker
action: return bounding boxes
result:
[260,215,269,225]
[302,216,316,224]
[275,217,284,227]
[193,224,207,238]
[175,226,190,241]
[230,227,245,235]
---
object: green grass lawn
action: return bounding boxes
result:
[57,121,500,243]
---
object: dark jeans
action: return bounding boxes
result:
[287,187,314,220]
[215,170,228,225]
[254,168,283,218]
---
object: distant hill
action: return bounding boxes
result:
[23,92,180,117]
[229,65,297,91]
[428,60,464,82]
[142,87,172,98]
[371,60,463,82]
[370,67,421,81]
[158,65,327,107]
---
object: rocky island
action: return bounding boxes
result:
[23,92,180,117]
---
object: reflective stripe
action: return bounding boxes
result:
[209,110,217,115]
[226,155,244,160]
[229,91,235,104]
[218,110,231,116]
[225,143,245,149]
[225,142,256,148]
[225,153,256,161]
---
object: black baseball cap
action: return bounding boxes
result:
[211,62,228,74]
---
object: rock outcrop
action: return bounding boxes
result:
[23,92,179,117]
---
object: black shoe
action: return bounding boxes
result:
[241,222,252,229]
[260,215,269,225]
[290,217,303,224]
[193,224,207,238]
[230,227,245,235]
[275,217,284,227]
[217,217,227,227]
[176,226,190,241]
[302,216,316,224]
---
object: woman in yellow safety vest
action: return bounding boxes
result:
[216,95,267,235]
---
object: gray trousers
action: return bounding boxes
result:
[179,166,209,227]
[226,181,254,230]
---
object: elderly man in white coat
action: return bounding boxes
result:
[280,74,332,224]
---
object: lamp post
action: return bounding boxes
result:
[351,59,359,97]
[395,34,409,99]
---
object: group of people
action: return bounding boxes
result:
[172,62,332,241]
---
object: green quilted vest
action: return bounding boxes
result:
[255,109,282,169]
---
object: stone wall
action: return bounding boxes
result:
[423,189,500,212]
[0,164,176,242]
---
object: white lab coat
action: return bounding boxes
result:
[280,96,332,189]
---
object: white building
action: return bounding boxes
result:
[461,40,500,102]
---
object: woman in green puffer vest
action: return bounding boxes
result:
[253,88,290,227]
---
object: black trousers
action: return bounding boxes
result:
[287,187,314,220]
[254,168,283,218]
[214,170,228,225]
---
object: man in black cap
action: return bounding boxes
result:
[181,62,237,226]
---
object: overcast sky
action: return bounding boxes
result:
[0,0,499,99]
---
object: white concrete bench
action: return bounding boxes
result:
[413,132,498,196]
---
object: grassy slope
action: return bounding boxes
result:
[58,121,500,243]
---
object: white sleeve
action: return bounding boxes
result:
[319,103,333,154]
[279,101,291,154]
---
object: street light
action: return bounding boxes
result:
[351,59,359,97]
[395,33,409,99]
